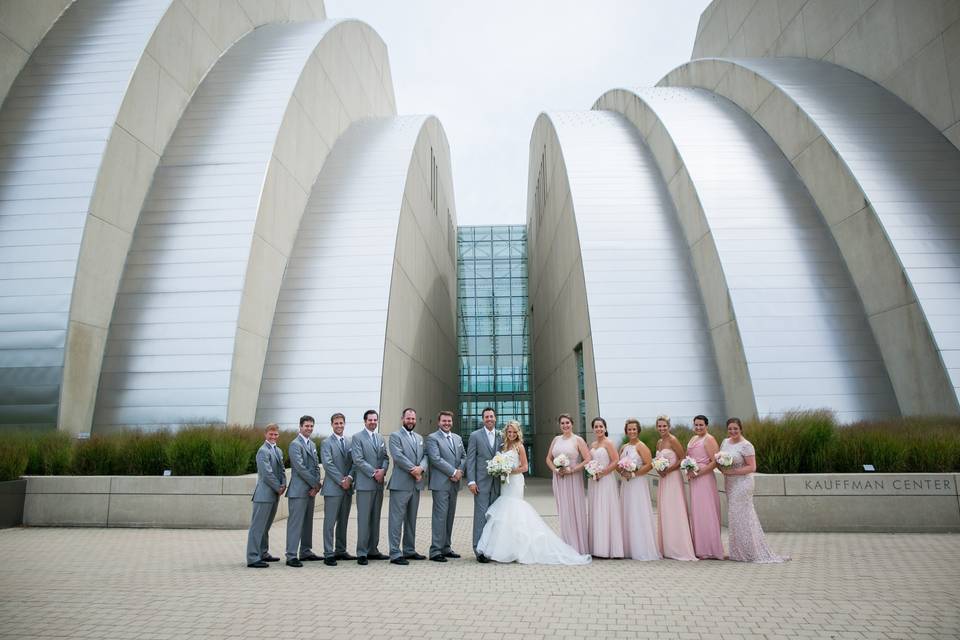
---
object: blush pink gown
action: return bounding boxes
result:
[550,435,589,554]
[586,445,624,558]
[619,444,660,560]
[656,449,696,561]
[686,437,724,559]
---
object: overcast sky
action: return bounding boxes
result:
[325,1,712,226]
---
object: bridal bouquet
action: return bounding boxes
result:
[714,451,733,468]
[617,457,637,479]
[553,453,570,472]
[584,460,603,481]
[679,456,700,476]
[486,453,516,484]
[651,456,670,472]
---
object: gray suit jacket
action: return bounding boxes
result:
[426,430,466,491]
[287,435,321,498]
[252,442,286,502]
[320,434,355,497]
[351,428,389,491]
[387,428,427,491]
[466,427,502,492]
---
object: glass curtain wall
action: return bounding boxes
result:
[457,225,533,469]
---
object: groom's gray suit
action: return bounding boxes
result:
[352,428,389,558]
[320,433,354,559]
[387,427,427,560]
[466,426,502,555]
[426,429,466,558]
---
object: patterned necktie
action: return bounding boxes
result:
[338,436,345,456]
[446,433,455,453]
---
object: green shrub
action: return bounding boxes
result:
[26,431,72,475]
[165,427,213,475]
[211,428,257,476]
[0,439,29,481]
[116,430,171,475]
[71,435,119,475]
[744,410,835,474]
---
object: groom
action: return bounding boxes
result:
[466,406,502,563]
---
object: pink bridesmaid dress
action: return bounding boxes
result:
[619,444,660,560]
[686,437,724,559]
[587,445,624,558]
[655,449,697,561]
[550,435,589,554]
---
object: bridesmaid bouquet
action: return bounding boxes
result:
[584,460,604,480]
[553,453,570,471]
[680,456,700,476]
[651,456,669,472]
[714,451,733,468]
[616,457,637,479]
[487,453,516,484]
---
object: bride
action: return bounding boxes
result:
[476,421,591,565]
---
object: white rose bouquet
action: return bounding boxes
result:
[486,452,516,484]
[553,453,570,472]
[680,456,700,476]
[651,456,670,472]
[584,460,603,481]
[714,451,733,468]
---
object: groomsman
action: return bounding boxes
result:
[426,410,466,562]
[387,408,428,565]
[245,423,286,567]
[351,409,389,564]
[320,412,355,566]
[286,415,322,566]
[466,406,502,563]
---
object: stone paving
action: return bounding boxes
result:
[0,479,958,640]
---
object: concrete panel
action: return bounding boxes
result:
[754,495,960,532]
[110,476,223,495]
[884,36,954,132]
[24,493,109,527]
[108,494,252,528]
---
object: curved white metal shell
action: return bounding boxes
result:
[94,19,395,430]
[527,111,725,436]
[256,116,458,436]
[662,57,960,415]
[595,86,898,422]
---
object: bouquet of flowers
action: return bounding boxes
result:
[553,453,570,472]
[584,460,604,481]
[714,451,734,468]
[680,456,700,476]
[651,456,670,472]
[486,452,516,484]
[617,457,637,479]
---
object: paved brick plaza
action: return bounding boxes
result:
[0,480,958,640]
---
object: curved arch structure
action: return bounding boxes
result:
[256,116,458,436]
[594,86,897,422]
[0,0,327,431]
[660,57,960,415]
[527,110,725,442]
[93,19,395,430]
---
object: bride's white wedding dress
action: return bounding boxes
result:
[476,449,591,565]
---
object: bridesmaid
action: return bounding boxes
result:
[586,417,624,558]
[544,413,591,554]
[618,419,660,560]
[654,415,696,561]
[685,414,724,559]
[720,418,789,563]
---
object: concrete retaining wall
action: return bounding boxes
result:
[22,474,288,529]
[648,472,960,533]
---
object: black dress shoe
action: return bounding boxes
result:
[323,558,337,566]
[262,554,280,562]
[335,553,356,561]
[443,551,461,559]
[285,559,303,567]
[429,555,447,562]
[404,553,427,560]
[357,556,368,565]
[367,553,388,560]
[247,561,269,568]
[390,557,409,565]
[299,553,322,561]
[476,554,490,563]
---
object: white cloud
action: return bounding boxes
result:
[325,0,711,225]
